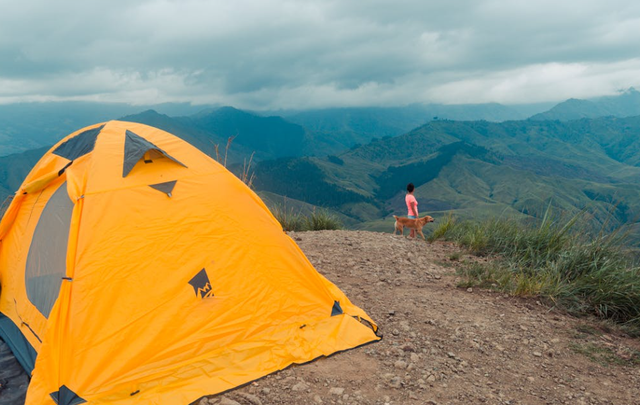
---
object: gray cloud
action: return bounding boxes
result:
[1,0,640,109]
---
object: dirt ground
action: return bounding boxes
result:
[199,230,640,405]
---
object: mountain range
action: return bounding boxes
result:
[0,100,556,158]
[2,90,640,237]
[278,102,553,148]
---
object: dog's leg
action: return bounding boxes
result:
[417,227,426,240]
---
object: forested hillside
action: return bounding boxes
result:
[253,116,640,233]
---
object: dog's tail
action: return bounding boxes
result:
[392,215,398,220]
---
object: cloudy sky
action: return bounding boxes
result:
[1,0,640,109]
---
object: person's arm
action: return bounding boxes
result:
[410,201,418,217]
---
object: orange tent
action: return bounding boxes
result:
[0,121,379,405]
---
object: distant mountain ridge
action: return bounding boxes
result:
[0,146,50,197]
[1,89,637,159]
[281,103,552,148]
[121,107,312,162]
[0,101,209,156]
[0,100,553,157]
[531,88,640,121]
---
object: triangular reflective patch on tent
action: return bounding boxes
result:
[53,125,104,161]
[123,130,187,177]
[49,385,86,405]
[331,301,343,316]
[149,180,177,197]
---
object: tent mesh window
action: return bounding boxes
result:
[25,182,74,318]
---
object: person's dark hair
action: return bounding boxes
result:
[407,183,414,193]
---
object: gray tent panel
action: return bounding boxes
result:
[25,182,74,319]
[149,180,177,197]
[123,130,186,177]
[52,125,104,161]
[331,300,343,316]
[50,385,86,405]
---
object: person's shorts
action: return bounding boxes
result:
[407,215,416,219]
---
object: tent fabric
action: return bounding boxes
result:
[0,121,380,405]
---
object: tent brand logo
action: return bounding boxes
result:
[189,269,214,298]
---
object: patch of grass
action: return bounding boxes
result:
[569,342,640,366]
[456,262,513,290]
[428,212,456,242]
[272,205,305,232]
[303,208,343,231]
[448,252,462,261]
[431,209,640,330]
[575,324,604,337]
[273,205,343,232]
[434,260,457,269]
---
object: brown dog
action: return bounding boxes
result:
[393,215,435,240]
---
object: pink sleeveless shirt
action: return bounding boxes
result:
[405,194,418,217]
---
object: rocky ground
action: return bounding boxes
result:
[200,230,640,405]
[0,338,29,404]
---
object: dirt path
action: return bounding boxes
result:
[201,230,640,405]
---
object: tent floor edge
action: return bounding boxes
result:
[0,312,36,374]
[187,334,381,405]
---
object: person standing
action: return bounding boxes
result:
[405,183,418,238]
